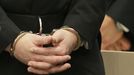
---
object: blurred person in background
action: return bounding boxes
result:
[101,0,134,51]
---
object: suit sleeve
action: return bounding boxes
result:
[64,0,106,49]
[107,0,134,33]
[0,6,21,53]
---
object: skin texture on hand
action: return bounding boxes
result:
[100,15,131,51]
[51,29,78,54]
[27,28,78,74]
[13,33,54,64]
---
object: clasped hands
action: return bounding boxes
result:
[13,28,78,75]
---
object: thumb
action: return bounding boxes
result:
[51,31,64,46]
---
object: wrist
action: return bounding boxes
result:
[9,31,33,56]
[61,26,81,51]
[51,26,82,51]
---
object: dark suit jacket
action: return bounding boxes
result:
[0,0,106,75]
[106,0,134,50]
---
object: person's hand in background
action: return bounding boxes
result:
[100,15,131,50]
[103,35,131,50]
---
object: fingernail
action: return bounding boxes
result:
[67,55,71,60]
[66,63,71,69]
[27,67,32,72]
[28,61,33,66]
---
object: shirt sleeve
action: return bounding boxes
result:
[116,22,129,32]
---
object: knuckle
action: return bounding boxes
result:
[52,58,59,64]
[47,63,53,68]
[31,55,40,61]
[59,50,67,55]
[57,56,64,61]
[30,56,35,61]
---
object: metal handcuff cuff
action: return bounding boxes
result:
[38,17,54,47]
